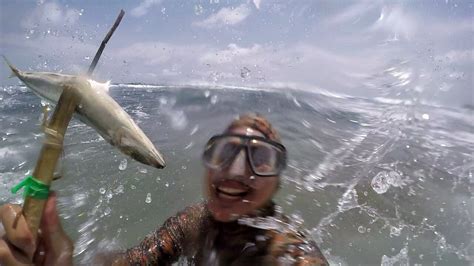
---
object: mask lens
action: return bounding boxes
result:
[248,139,282,176]
[203,136,242,168]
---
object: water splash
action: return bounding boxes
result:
[381,246,409,266]
[194,4,204,15]
[145,193,152,203]
[118,159,127,171]
[1,85,471,264]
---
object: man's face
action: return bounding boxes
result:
[204,127,279,222]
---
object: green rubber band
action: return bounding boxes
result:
[11,175,50,199]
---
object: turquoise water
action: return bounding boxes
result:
[0,84,472,265]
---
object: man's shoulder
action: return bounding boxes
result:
[174,202,212,228]
[180,202,207,213]
[178,202,210,218]
[264,213,329,265]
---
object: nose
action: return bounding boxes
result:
[227,148,249,176]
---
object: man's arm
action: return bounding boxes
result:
[268,230,329,266]
[117,203,208,265]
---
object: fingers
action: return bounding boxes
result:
[41,192,59,230]
[1,193,73,266]
[0,238,32,266]
[39,193,74,266]
[0,205,36,259]
[41,193,72,248]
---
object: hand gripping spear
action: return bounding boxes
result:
[5,10,166,244]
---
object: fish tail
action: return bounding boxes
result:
[2,55,20,78]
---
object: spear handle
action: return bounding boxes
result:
[21,9,125,244]
[22,86,80,240]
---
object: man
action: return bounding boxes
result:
[0,114,329,265]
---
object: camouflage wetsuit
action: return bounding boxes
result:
[125,202,329,265]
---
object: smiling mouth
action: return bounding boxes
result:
[215,183,250,200]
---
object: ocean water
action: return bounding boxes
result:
[0,84,472,265]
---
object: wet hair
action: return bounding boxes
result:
[225,113,281,143]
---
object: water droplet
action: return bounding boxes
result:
[159,97,168,105]
[249,176,256,180]
[290,212,304,226]
[358,225,366,233]
[439,208,444,212]
[422,113,429,120]
[145,193,152,203]
[38,112,46,123]
[106,190,113,200]
[181,165,187,170]
[302,120,311,128]
[118,159,127,171]
[338,188,359,211]
[371,171,390,194]
[210,95,218,104]
[165,182,169,188]
[161,7,166,14]
[84,56,90,60]
[240,67,251,78]
[390,226,402,237]
[99,187,106,194]
[156,176,161,183]
[130,184,136,190]
[194,4,204,15]
[304,184,315,192]
[79,9,84,16]
[114,185,124,194]
[184,142,194,149]
[139,168,148,174]
[204,90,210,98]
[190,125,199,135]
[285,194,296,205]
[103,207,111,216]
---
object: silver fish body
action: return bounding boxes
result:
[6,60,165,169]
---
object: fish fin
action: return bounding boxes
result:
[104,80,111,92]
[88,79,110,92]
[2,55,20,78]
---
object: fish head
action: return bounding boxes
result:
[114,126,166,169]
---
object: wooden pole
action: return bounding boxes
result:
[23,86,80,240]
[87,9,125,76]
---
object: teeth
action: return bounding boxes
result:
[218,186,247,195]
[218,193,241,200]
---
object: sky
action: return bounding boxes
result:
[0,0,472,107]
